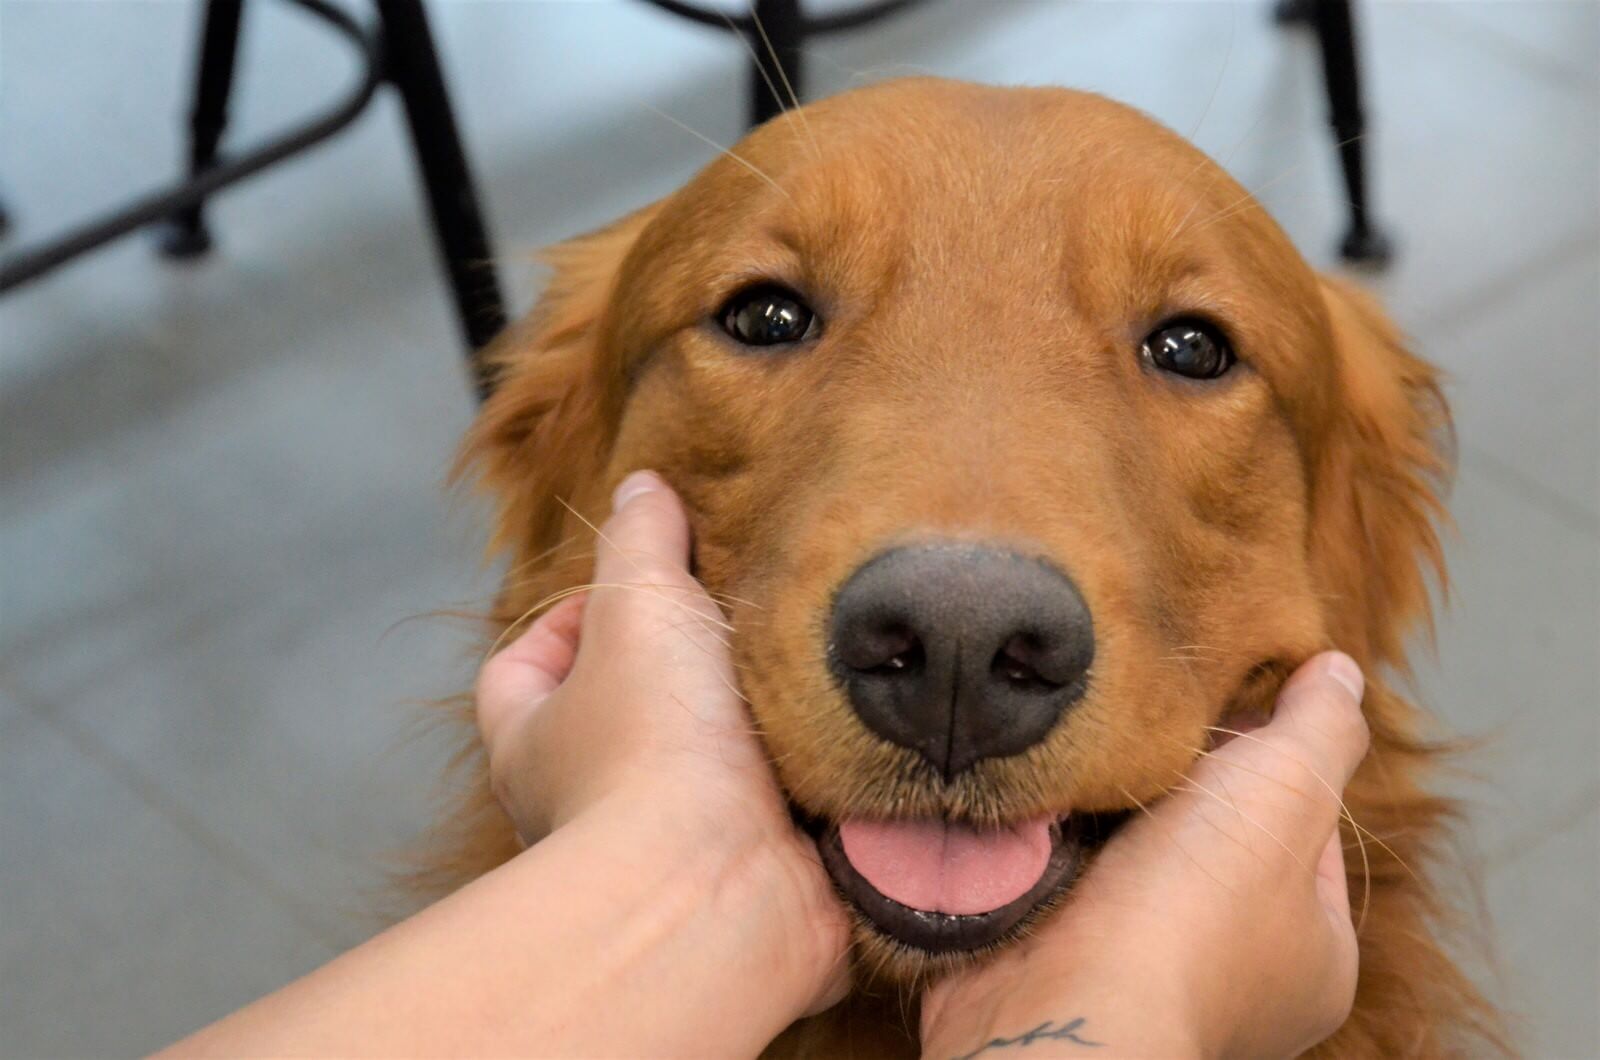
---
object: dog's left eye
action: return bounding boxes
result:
[719,285,817,347]
[1141,320,1234,380]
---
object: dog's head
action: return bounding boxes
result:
[465,79,1448,980]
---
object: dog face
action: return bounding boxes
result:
[467,79,1448,980]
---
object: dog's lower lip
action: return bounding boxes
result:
[815,815,1087,955]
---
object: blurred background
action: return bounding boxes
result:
[1,0,1595,1055]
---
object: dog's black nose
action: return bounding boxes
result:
[828,544,1094,778]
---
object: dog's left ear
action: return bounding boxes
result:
[456,202,662,576]
[1307,274,1454,669]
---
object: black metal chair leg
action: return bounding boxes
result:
[375,0,506,397]
[1307,0,1392,265]
[157,0,247,258]
[1273,0,1315,27]
[746,0,805,127]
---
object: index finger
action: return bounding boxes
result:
[475,592,587,750]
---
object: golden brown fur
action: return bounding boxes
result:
[424,80,1504,1056]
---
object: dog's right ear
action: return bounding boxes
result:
[457,203,661,576]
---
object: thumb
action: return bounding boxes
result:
[580,470,725,657]
[1190,651,1371,865]
[1315,826,1352,929]
[591,470,694,595]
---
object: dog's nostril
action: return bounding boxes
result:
[991,634,1061,693]
[838,621,922,675]
[871,638,923,676]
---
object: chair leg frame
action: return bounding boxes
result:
[0,0,506,395]
[1278,0,1392,264]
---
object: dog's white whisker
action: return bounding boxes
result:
[1185,2,1238,145]
[744,9,822,161]
[1205,723,1408,904]
[1176,773,1313,876]
[555,497,738,635]
[636,100,794,204]
[1116,783,1240,899]
[1187,132,1367,238]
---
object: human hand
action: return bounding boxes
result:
[920,652,1370,1060]
[475,470,850,1019]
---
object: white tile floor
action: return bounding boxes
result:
[2,1,1596,1056]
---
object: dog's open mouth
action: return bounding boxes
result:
[813,813,1111,954]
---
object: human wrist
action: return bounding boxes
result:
[923,992,1206,1060]
[578,774,791,882]
[922,947,1209,1060]
[563,784,848,1026]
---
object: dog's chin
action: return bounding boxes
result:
[798,810,1130,968]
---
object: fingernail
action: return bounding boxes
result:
[611,470,662,512]
[1321,652,1365,703]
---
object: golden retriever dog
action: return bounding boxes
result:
[425,79,1504,1056]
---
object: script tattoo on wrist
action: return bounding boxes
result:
[952,1017,1104,1059]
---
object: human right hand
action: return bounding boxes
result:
[921,653,1370,1060]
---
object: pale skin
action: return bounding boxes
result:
[165,471,1369,1059]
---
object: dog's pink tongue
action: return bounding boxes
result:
[837,817,1053,915]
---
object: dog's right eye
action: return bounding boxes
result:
[1141,319,1235,380]
[718,285,817,347]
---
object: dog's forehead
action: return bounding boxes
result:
[648,79,1254,281]
[752,79,1202,182]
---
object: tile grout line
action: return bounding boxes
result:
[1482,780,1600,869]
[0,675,361,954]
[1460,443,1600,539]
[1413,228,1600,339]
[1417,3,1600,97]
[1408,229,1600,537]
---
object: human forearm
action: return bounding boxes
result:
[166,792,837,1058]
